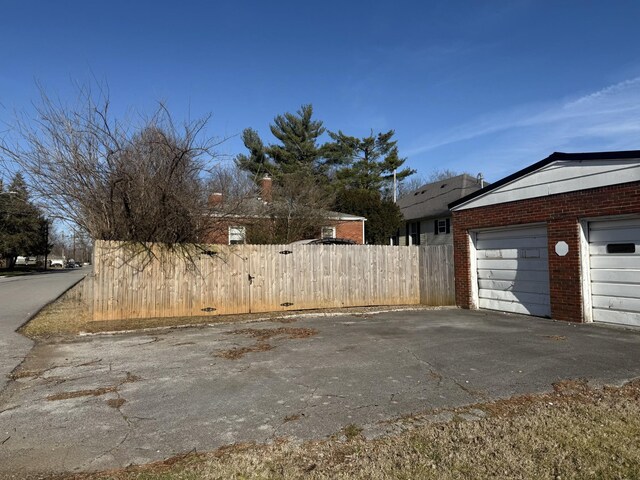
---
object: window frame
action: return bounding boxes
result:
[321,226,336,239]
[228,226,246,245]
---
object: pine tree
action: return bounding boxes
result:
[0,173,48,268]
[236,104,327,181]
[326,130,415,196]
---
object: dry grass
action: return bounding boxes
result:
[20,290,430,340]
[58,380,640,480]
[227,327,318,341]
[214,327,318,360]
[214,342,274,360]
[47,386,117,401]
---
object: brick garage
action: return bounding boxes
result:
[449,151,640,325]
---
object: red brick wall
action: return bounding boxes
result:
[453,181,640,322]
[201,219,365,245]
[334,220,365,244]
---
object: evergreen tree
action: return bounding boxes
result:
[235,128,270,178]
[334,188,403,245]
[326,130,415,196]
[0,173,48,268]
[236,104,327,181]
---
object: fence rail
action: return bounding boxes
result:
[86,241,454,321]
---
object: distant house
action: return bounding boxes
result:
[204,176,366,245]
[394,174,485,246]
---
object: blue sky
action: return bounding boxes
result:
[2,0,640,183]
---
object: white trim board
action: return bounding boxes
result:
[452,159,640,211]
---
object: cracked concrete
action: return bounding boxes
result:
[3,309,640,476]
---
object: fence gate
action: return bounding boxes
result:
[247,245,296,313]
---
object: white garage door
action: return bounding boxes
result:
[589,217,640,326]
[476,225,551,317]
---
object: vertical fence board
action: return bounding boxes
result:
[89,241,455,321]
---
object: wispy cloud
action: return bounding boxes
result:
[405,76,640,161]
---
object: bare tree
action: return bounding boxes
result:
[247,172,334,244]
[0,84,227,250]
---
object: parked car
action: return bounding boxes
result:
[291,238,356,245]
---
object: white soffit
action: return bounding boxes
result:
[452,158,640,211]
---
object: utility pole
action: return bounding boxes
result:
[393,169,397,203]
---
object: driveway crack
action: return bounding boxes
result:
[407,348,486,401]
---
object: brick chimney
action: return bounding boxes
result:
[260,174,272,203]
[208,192,223,207]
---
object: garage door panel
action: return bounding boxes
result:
[589,218,640,230]
[478,269,549,282]
[476,236,547,250]
[589,226,640,243]
[477,258,549,271]
[475,225,550,317]
[591,282,640,300]
[589,217,640,327]
[593,309,640,327]
[592,295,640,312]
[477,248,548,260]
[590,269,640,284]
[478,279,550,294]
[479,298,551,317]
[590,256,640,269]
[589,242,639,255]
[479,289,550,306]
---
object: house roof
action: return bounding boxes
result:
[448,149,640,210]
[209,198,366,221]
[397,174,485,221]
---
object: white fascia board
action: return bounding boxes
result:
[452,158,640,211]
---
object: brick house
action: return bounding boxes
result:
[449,150,640,327]
[205,176,366,245]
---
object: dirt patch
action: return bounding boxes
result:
[342,423,363,440]
[9,369,43,380]
[214,342,274,360]
[47,386,117,401]
[552,378,590,395]
[228,327,318,341]
[214,327,318,360]
[544,334,567,341]
[106,398,126,409]
[45,372,139,402]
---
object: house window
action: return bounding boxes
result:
[434,218,451,235]
[390,228,400,246]
[229,226,246,245]
[321,226,336,239]
[406,221,420,245]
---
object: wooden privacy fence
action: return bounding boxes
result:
[84,240,455,321]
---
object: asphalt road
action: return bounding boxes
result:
[0,269,86,392]
[2,308,640,477]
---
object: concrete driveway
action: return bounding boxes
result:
[2,308,640,477]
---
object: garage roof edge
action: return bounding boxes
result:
[448,149,640,210]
